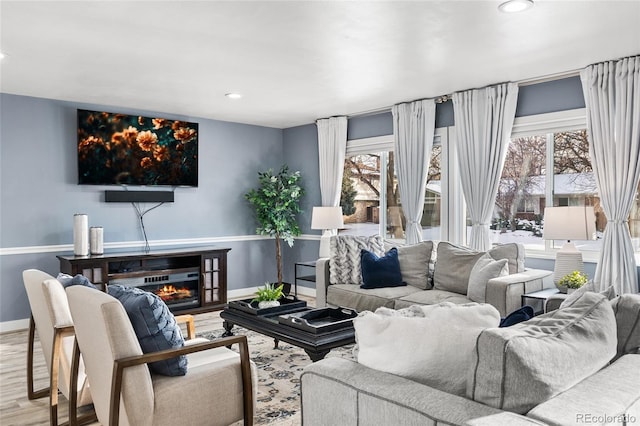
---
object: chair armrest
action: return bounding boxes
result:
[315,258,330,308]
[175,314,196,340]
[485,269,554,316]
[109,336,253,426]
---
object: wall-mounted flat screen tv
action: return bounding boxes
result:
[77,109,198,186]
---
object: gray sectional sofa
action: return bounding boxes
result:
[316,236,554,316]
[301,292,640,425]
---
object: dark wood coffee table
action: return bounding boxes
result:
[220,303,355,362]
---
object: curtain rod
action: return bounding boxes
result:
[346,68,582,120]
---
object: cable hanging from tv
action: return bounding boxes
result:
[132,202,165,252]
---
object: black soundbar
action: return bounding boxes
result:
[104,190,174,203]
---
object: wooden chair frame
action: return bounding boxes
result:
[175,314,196,340]
[27,315,50,400]
[71,334,254,426]
[27,314,97,426]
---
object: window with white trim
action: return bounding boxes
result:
[468,109,640,254]
[339,131,445,242]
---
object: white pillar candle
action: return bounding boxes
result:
[73,214,89,256]
[90,226,104,255]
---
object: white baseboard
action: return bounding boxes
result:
[0,318,29,334]
[1,287,317,334]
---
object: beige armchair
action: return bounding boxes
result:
[22,269,95,426]
[66,285,257,426]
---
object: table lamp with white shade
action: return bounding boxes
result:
[543,206,596,286]
[311,206,344,258]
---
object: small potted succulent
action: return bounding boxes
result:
[558,270,589,294]
[252,283,285,309]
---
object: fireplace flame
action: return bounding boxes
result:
[154,285,193,301]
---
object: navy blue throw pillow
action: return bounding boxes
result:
[360,248,406,289]
[107,285,187,376]
[499,305,535,327]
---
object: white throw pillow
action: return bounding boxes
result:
[353,302,501,396]
[467,254,509,303]
[559,281,616,309]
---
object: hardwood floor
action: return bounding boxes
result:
[0,296,314,426]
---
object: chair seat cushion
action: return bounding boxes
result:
[107,285,187,376]
[151,348,258,426]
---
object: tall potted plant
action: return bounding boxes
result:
[245,165,304,286]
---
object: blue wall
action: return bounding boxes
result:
[0,93,302,323]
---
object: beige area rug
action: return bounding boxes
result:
[199,327,355,425]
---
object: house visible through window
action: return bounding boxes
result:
[339,136,442,242]
[488,128,640,253]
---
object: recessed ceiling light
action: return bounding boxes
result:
[498,0,534,13]
[0,52,5,60]
[225,93,243,99]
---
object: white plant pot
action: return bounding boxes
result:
[567,288,577,295]
[258,300,280,309]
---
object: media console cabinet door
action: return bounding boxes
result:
[201,252,227,306]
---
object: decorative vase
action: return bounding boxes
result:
[73,214,89,256]
[258,300,280,309]
[90,226,104,255]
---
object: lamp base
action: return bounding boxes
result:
[318,230,333,258]
[553,242,585,288]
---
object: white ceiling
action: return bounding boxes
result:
[1,1,639,129]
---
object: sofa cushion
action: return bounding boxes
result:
[107,284,187,376]
[434,242,524,296]
[433,242,485,295]
[327,284,421,313]
[394,289,472,310]
[354,302,501,396]
[560,282,616,309]
[527,354,640,426]
[467,291,617,414]
[611,293,640,359]
[384,240,433,290]
[467,254,509,303]
[486,243,525,274]
[329,235,384,285]
[360,248,406,289]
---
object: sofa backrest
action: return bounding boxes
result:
[611,293,640,359]
[327,238,525,293]
[433,242,525,295]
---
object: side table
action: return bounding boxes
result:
[294,261,317,297]
[521,288,560,316]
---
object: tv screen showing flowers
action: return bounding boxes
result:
[77,109,198,186]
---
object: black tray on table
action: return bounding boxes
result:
[227,296,307,316]
[278,307,358,334]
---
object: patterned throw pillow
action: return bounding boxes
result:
[329,235,384,285]
[107,285,187,376]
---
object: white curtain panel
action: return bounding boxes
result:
[581,56,640,294]
[453,83,519,251]
[392,99,436,245]
[316,116,348,207]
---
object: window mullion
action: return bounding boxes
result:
[545,132,555,251]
